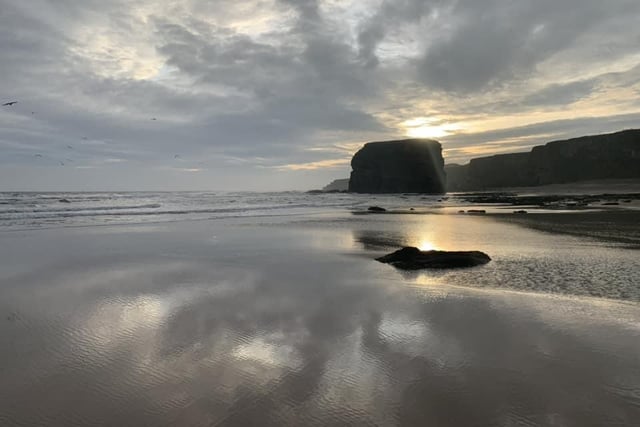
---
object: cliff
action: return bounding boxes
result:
[349,139,446,194]
[322,179,349,192]
[447,129,640,191]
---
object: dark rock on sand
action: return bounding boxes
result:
[467,209,487,214]
[59,198,71,203]
[377,247,491,270]
[368,206,387,212]
[349,139,446,194]
[513,210,528,214]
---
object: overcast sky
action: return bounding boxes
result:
[1,0,639,191]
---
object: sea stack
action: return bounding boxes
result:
[349,139,446,194]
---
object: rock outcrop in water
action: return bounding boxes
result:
[446,129,640,191]
[377,247,491,270]
[349,139,446,194]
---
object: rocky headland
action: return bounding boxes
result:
[446,129,640,191]
[349,139,446,194]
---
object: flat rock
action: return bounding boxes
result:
[376,247,491,270]
[368,206,387,212]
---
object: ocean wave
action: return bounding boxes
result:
[0,202,357,220]
[0,203,163,215]
[0,193,370,229]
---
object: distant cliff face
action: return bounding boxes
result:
[349,139,446,194]
[322,178,349,192]
[447,129,640,191]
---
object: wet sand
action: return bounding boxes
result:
[490,209,640,247]
[1,213,639,426]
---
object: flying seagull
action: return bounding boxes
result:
[67,145,73,149]
[151,117,157,121]
[174,154,181,159]
[59,161,65,166]
[2,101,18,106]
[34,154,43,158]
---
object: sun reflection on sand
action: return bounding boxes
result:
[406,215,458,251]
[416,239,437,251]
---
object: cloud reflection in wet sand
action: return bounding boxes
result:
[0,219,639,426]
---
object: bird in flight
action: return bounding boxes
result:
[67,145,73,149]
[174,154,181,159]
[2,101,18,106]
[34,154,43,158]
[59,161,65,166]
[151,117,157,121]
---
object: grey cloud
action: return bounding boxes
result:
[152,13,387,151]
[417,0,640,92]
[354,0,640,93]
[519,80,597,107]
[278,0,321,33]
[356,0,438,68]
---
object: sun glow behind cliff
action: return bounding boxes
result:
[402,118,463,139]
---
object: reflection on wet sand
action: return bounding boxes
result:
[0,216,639,426]
[353,214,457,252]
[351,214,640,301]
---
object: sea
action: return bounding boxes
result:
[0,191,445,230]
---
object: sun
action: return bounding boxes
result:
[401,117,462,139]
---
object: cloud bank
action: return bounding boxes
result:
[1,0,639,190]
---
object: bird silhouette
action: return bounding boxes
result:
[151,117,157,121]
[2,101,18,106]
[67,145,73,149]
[174,154,181,159]
[34,154,43,158]
[59,161,65,166]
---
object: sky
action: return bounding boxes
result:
[1,0,640,191]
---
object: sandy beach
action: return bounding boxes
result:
[1,205,639,426]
